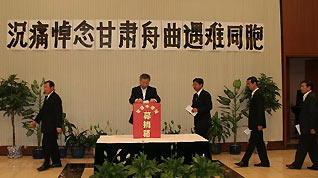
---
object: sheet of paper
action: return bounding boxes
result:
[186,105,197,117]
[295,124,301,135]
[244,128,251,135]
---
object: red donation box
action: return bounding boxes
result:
[133,103,161,138]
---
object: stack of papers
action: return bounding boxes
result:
[186,105,197,117]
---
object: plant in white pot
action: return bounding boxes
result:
[0,74,35,158]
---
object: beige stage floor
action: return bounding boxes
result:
[0,150,317,178]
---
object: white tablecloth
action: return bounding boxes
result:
[97,134,208,144]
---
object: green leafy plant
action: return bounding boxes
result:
[208,112,231,145]
[22,78,45,147]
[188,154,224,178]
[242,73,281,115]
[217,79,247,144]
[65,123,87,148]
[162,120,182,134]
[86,123,107,150]
[126,152,161,178]
[0,74,35,147]
[91,149,130,178]
[159,156,189,178]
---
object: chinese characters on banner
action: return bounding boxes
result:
[7,20,264,52]
[133,103,161,138]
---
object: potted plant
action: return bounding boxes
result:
[188,154,224,178]
[162,120,182,134]
[0,74,35,158]
[208,112,231,155]
[21,79,45,159]
[86,123,107,156]
[159,156,189,178]
[65,121,87,158]
[126,152,161,178]
[92,150,130,178]
[217,79,248,155]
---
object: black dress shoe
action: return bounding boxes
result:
[307,166,318,170]
[254,163,270,167]
[235,162,248,167]
[37,165,50,172]
[51,163,62,168]
[287,164,301,169]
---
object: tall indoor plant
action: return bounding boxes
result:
[217,79,247,155]
[208,112,231,154]
[22,78,45,159]
[0,74,35,158]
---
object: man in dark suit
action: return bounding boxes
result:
[129,74,161,124]
[191,78,212,140]
[291,90,304,137]
[287,80,318,170]
[31,81,63,171]
[235,77,270,167]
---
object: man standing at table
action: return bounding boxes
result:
[129,74,161,124]
[191,78,212,140]
[287,80,318,170]
[235,76,270,167]
[30,80,63,171]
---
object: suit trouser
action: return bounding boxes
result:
[308,134,318,167]
[241,130,270,164]
[194,120,211,140]
[293,133,318,167]
[195,127,209,140]
[42,132,61,165]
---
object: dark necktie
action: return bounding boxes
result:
[194,93,199,102]
[44,96,48,105]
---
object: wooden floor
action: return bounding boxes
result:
[0,150,317,178]
[213,150,318,178]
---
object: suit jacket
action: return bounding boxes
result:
[248,89,266,130]
[291,90,304,125]
[129,86,161,124]
[191,89,213,131]
[299,92,317,134]
[34,91,63,134]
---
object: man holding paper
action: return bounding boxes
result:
[190,78,212,139]
[287,81,318,170]
[128,74,161,124]
[235,77,270,168]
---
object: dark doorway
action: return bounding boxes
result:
[286,57,318,146]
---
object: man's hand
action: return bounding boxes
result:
[192,108,198,113]
[57,128,62,134]
[310,129,316,135]
[150,99,157,103]
[30,121,36,128]
[258,126,263,131]
[135,98,143,103]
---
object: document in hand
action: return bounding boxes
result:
[244,128,251,135]
[186,105,197,117]
[295,124,301,135]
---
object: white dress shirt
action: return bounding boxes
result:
[46,90,54,99]
[141,87,147,100]
[303,90,312,102]
[197,88,203,97]
[251,88,259,98]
